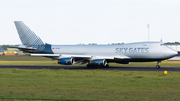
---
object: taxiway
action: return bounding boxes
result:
[0,65,180,72]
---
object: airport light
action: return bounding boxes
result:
[147,24,150,41]
[164,71,168,75]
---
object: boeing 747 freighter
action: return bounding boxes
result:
[5,21,178,69]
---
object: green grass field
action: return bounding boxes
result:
[0,69,180,101]
[0,56,180,101]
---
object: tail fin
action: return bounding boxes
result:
[14,21,45,50]
[14,21,44,46]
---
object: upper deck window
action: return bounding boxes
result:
[143,44,147,46]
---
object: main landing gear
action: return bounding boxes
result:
[156,61,161,69]
[86,64,109,68]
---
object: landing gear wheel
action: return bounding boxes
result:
[89,65,93,68]
[92,65,97,68]
[156,65,160,69]
[86,64,96,68]
[105,64,109,67]
[86,64,90,68]
[156,61,161,69]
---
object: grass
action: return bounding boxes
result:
[0,69,180,101]
[0,56,180,100]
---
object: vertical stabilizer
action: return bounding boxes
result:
[14,21,45,50]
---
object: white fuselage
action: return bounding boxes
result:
[51,42,177,60]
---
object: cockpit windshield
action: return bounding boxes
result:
[160,43,166,46]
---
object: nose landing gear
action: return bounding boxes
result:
[156,61,161,69]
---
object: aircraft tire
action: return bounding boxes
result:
[86,65,96,68]
[86,64,90,68]
[105,64,109,67]
[89,65,93,68]
[92,65,96,68]
[156,65,160,69]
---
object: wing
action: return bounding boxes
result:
[30,54,131,62]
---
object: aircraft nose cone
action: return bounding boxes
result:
[168,49,178,57]
[171,50,178,56]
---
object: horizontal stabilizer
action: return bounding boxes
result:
[3,46,37,50]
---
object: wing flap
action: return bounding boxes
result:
[31,54,60,56]
[114,56,131,59]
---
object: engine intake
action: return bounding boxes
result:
[90,59,107,66]
[58,58,74,65]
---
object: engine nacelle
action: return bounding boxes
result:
[90,59,107,66]
[58,58,74,65]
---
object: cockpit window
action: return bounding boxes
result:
[160,43,166,46]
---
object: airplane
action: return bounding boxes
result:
[5,21,178,69]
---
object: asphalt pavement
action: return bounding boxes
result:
[0,65,180,72]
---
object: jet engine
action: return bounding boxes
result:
[89,59,107,66]
[58,58,74,65]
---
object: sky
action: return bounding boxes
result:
[0,0,180,45]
